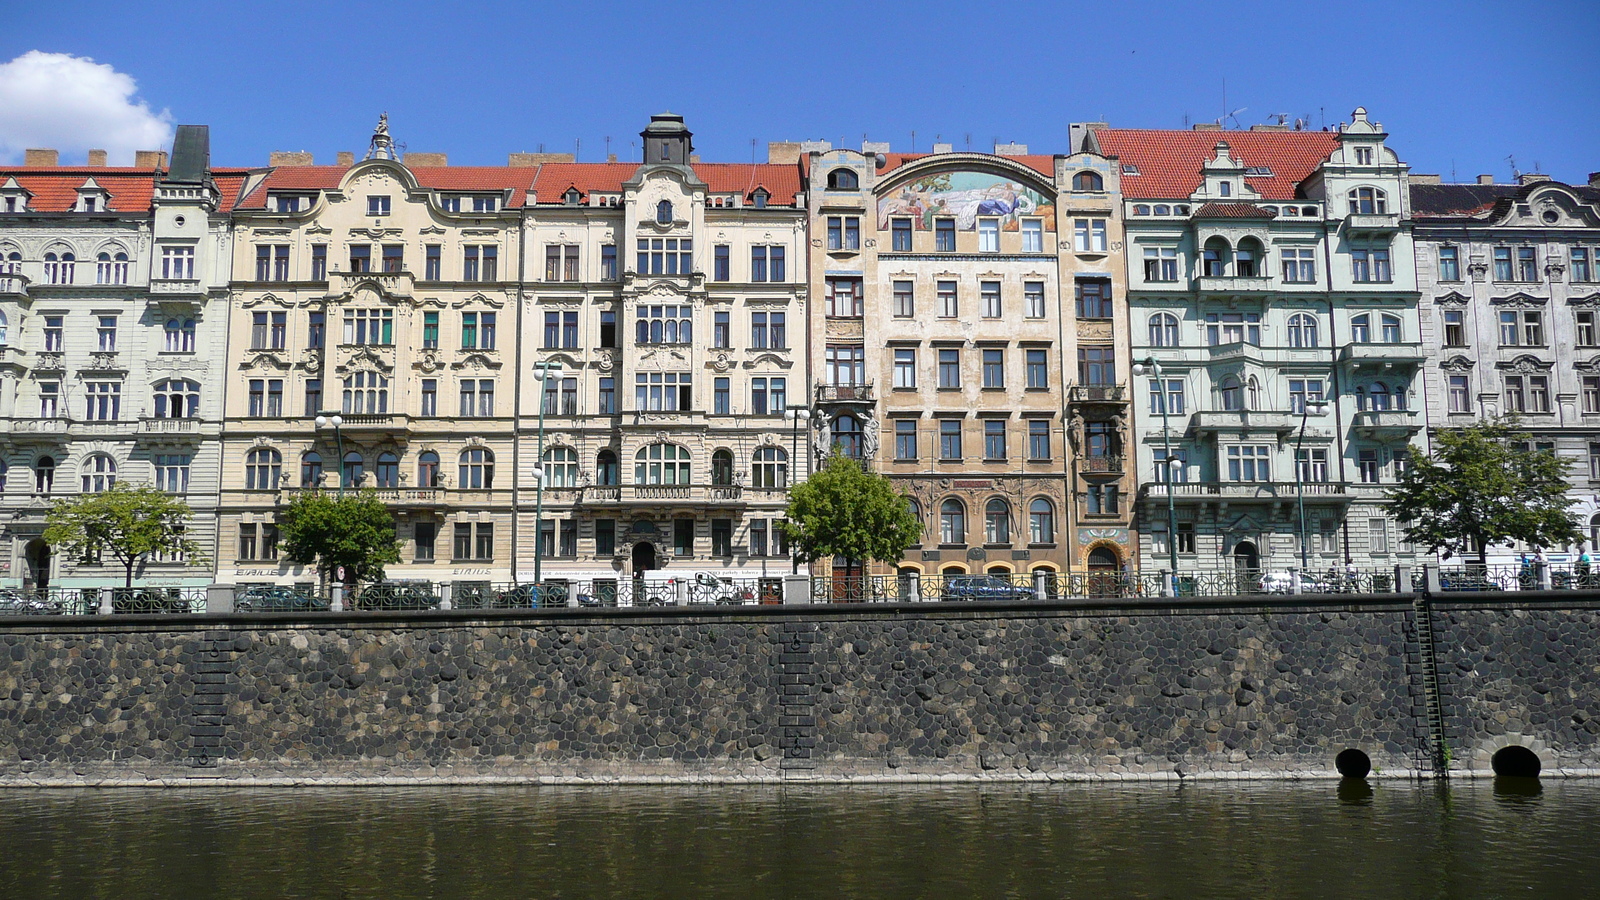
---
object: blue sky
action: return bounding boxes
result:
[3,0,1597,183]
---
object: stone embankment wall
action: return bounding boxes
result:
[1,595,1597,784]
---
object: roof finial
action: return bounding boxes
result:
[365,113,396,161]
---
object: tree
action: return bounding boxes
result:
[278,490,400,588]
[1386,418,1581,565]
[778,453,923,569]
[44,483,207,588]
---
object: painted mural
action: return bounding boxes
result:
[877,171,1056,232]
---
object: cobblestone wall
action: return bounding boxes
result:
[0,598,1594,783]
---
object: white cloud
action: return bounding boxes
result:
[0,51,174,165]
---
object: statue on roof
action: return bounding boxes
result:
[365,113,397,161]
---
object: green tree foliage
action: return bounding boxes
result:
[44,483,207,588]
[278,490,400,587]
[778,454,923,567]
[1386,418,1581,565]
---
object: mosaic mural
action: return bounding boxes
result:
[877,171,1055,231]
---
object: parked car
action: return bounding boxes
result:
[1261,571,1333,594]
[1439,569,1505,592]
[691,572,756,605]
[940,575,1036,603]
[236,586,327,612]
[356,582,441,611]
[0,588,64,615]
[110,588,192,614]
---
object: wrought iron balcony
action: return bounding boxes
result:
[1068,384,1126,404]
[815,382,874,403]
[1078,455,1126,474]
[1141,481,1350,501]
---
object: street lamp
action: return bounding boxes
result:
[314,413,345,498]
[788,407,811,573]
[1294,399,1331,572]
[1131,357,1179,592]
[531,362,562,588]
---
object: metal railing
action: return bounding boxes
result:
[0,587,207,616]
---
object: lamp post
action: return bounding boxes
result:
[788,407,811,573]
[531,362,562,588]
[1294,399,1330,572]
[314,413,345,498]
[1131,358,1179,592]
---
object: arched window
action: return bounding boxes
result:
[1133,204,1150,216]
[939,499,966,545]
[831,414,863,458]
[543,447,578,487]
[906,497,923,529]
[1235,238,1263,277]
[1394,382,1408,411]
[246,448,281,490]
[1153,204,1171,216]
[301,451,323,487]
[1246,376,1261,410]
[1219,376,1244,411]
[1029,498,1055,544]
[1380,314,1402,343]
[342,372,389,414]
[1148,313,1180,348]
[342,451,364,488]
[95,250,129,285]
[375,451,399,488]
[752,447,787,488]
[0,309,8,346]
[596,449,619,485]
[711,449,735,485]
[43,249,75,284]
[1202,237,1229,277]
[153,379,200,418]
[826,168,859,190]
[1072,171,1104,192]
[1350,314,1372,343]
[1348,186,1388,215]
[985,498,1011,544]
[1,250,19,274]
[635,443,691,485]
[1287,313,1319,348]
[656,199,673,225]
[1368,382,1392,411]
[35,456,55,494]
[458,448,494,489]
[1590,513,1600,554]
[80,453,117,492]
[416,451,439,487]
[164,318,196,353]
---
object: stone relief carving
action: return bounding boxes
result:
[1495,355,1552,374]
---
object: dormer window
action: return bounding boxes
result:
[439,195,461,212]
[656,200,673,224]
[751,189,769,209]
[472,195,498,213]
[826,168,859,190]
[275,195,302,213]
[81,197,97,212]
[1072,171,1104,191]
[564,189,581,205]
[1244,166,1273,177]
[1348,187,1387,215]
[3,196,18,213]
[1218,180,1232,197]
[1355,147,1374,165]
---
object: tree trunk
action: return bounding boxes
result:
[124,558,135,589]
[1477,538,1488,569]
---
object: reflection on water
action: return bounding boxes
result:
[1,780,1597,899]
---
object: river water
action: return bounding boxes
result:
[1,780,1595,898]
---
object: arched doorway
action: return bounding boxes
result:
[631,541,659,606]
[1087,545,1121,597]
[24,539,49,593]
[1232,540,1261,593]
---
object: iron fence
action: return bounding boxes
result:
[0,587,208,616]
[349,582,444,612]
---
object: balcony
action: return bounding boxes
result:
[274,486,490,508]
[1189,409,1302,436]
[5,417,68,442]
[1345,212,1401,233]
[330,270,414,299]
[1068,384,1126,404]
[136,417,207,441]
[1142,481,1350,502]
[335,413,410,435]
[1196,275,1273,296]
[1079,455,1125,474]
[0,272,29,299]
[1351,409,1421,441]
[149,278,206,298]
[815,382,874,404]
[1339,342,1425,370]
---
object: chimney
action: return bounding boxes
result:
[1249,123,1289,131]
[689,154,701,163]
[1590,172,1600,190]
[404,152,448,167]
[508,152,576,166]
[1192,122,1222,131]
[932,142,953,154]
[24,149,58,166]
[134,150,167,169]
[337,151,355,167]
[607,153,617,163]
[86,149,107,167]
[1517,173,1552,186]
[1410,174,1441,184]
[994,142,1028,156]
[269,151,314,166]
[1477,174,1494,185]
[862,141,890,155]
[766,142,802,164]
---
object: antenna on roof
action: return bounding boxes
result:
[575,138,580,161]
[1217,107,1247,129]
[1451,159,1457,183]
[910,130,916,153]
[538,143,545,153]
[1507,154,1520,179]
[1270,113,1290,125]
[751,138,756,165]
[605,136,612,159]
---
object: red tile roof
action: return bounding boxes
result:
[0,167,257,212]
[527,162,801,205]
[527,162,639,201]
[235,165,539,210]
[1093,129,1339,200]
[1193,202,1277,219]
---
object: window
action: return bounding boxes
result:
[1078,347,1114,385]
[1529,375,1551,413]
[376,243,403,274]
[95,315,118,352]
[826,345,865,385]
[711,449,735,486]
[750,376,787,415]
[891,218,913,251]
[250,311,286,350]
[595,519,616,557]
[980,281,1002,318]
[709,519,733,557]
[752,447,787,488]
[1585,376,1600,414]
[245,448,281,490]
[1517,247,1539,283]
[826,216,861,251]
[38,381,59,418]
[343,309,394,345]
[596,309,618,348]
[1020,219,1044,253]
[635,443,691,485]
[1576,310,1598,347]
[635,372,692,411]
[164,318,196,353]
[1073,219,1108,253]
[1144,247,1179,282]
[636,305,692,344]
[939,420,963,460]
[1357,448,1381,483]
[1085,483,1119,516]
[542,447,578,487]
[245,377,284,417]
[346,244,372,274]
[410,522,436,562]
[939,499,966,544]
[153,379,200,418]
[1351,314,1373,343]
[471,195,499,213]
[1218,181,1232,197]
[1175,522,1196,554]
[935,218,956,252]
[458,448,495,489]
[598,377,616,415]
[712,311,730,349]
[1288,378,1324,414]
[40,250,73,285]
[937,280,958,317]
[463,245,497,281]
[160,246,193,280]
[1149,313,1180,347]
[461,311,498,350]
[300,451,324,488]
[306,311,326,350]
[1439,246,1460,282]
[1028,420,1050,460]
[453,523,494,561]
[416,451,439,488]
[1504,375,1527,413]
[84,382,121,421]
[310,245,327,281]
[302,376,323,416]
[1021,349,1047,389]
[96,251,129,285]
[418,311,439,349]
[595,243,617,281]
[1500,309,1543,346]
[1295,448,1329,483]
[1206,312,1261,346]
[1573,247,1593,283]
[894,420,918,460]
[768,312,787,348]
[1073,171,1103,192]
[713,377,729,415]
[1354,147,1374,165]
[1347,187,1388,215]
[79,454,117,492]
[749,245,783,281]
[1443,309,1467,346]
[984,420,1006,460]
[1286,313,1319,348]
[1201,242,1227,277]
[1368,518,1389,554]
[459,379,495,417]
[984,498,1011,543]
[826,168,859,190]
[1218,376,1245,411]
[1149,378,1185,415]
[978,218,1000,253]
[712,245,729,282]
[1075,279,1112,318]
[981,349,1005,388]
[826,278,863,317]
[546,244,580,281]
[34,456,55,494]
[656,200,673,224]
[1226,446,1270,482]
[1380,314,1403,343]
[674,518,694,557]
[341,372,388,414]
[886,348,917,389]
[1282,248,1316,283]
[154,454,190,493]
[1351,244,1392,282]
[1493,247,1514,282]
[1448,375,1472,413]
[831,414,863,458]
[367,195,390,216]
[937,349,961,388]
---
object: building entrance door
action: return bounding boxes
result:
[24,539,50,593]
